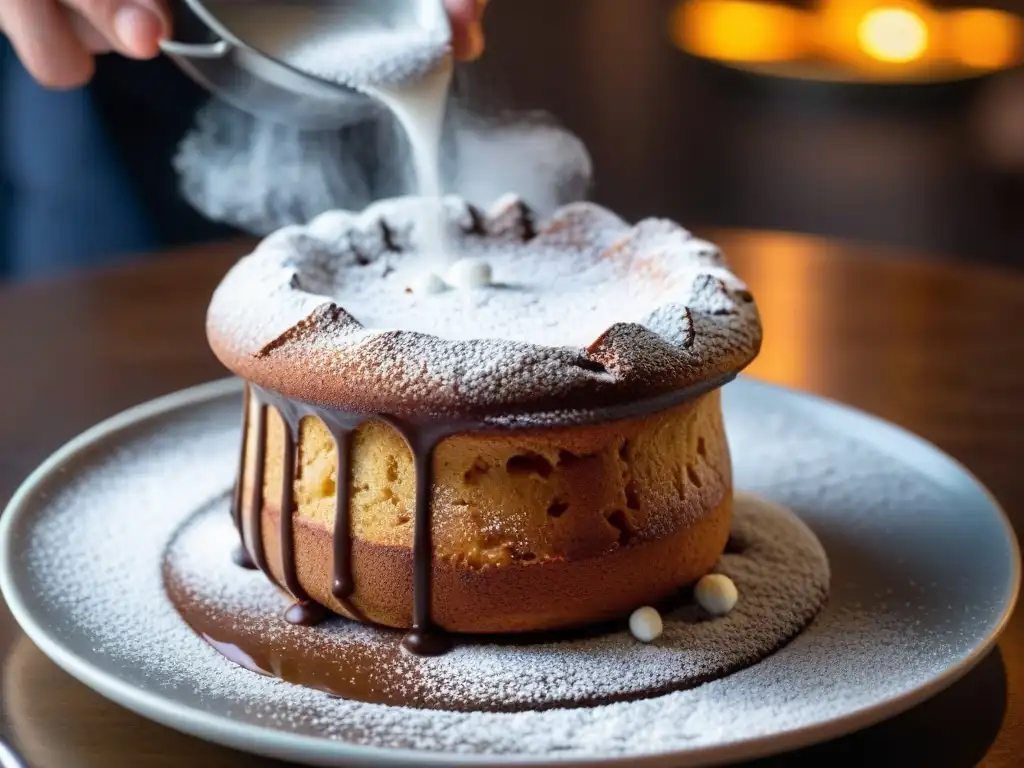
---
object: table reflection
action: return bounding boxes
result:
[2,635,286,768]
[0,632,1009,766]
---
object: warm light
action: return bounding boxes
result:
[725,232,824,390]
[946,9,1022,70]
[673,0,1024,80]
[856,7,929,63]
[671,0,805,62]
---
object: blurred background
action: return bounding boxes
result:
[1,0,1023,280]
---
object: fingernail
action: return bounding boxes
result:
[114,4,163,58]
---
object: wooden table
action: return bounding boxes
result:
[0,232,1020,767]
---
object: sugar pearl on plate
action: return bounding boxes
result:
[409,272,448,295]
[628,606,663,643]
[447,258,493,290]
[695,573,739,616]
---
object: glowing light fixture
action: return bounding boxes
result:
[671,0,805,63]
[947,9,1022,70]
[857,7,929,63]
[671,0,1024,82]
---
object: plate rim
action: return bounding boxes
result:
[0,376,1019,768]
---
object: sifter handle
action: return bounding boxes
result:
[159,39,231,58]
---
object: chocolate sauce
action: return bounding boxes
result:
[230,545,255,570]
[276,420,329,625]
[400,439,451,656]
[283,601,331,626]
[329,428,364,621]
[245,403,271,576]
[165,528,725,712]
[164,490,829,712]
[235,371,737,655]
[229,387,257,570]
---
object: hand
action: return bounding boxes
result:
[1,0,488,91]
[0,0,169,89]
[445,0,488,62]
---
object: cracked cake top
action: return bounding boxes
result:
[206,194,762,424]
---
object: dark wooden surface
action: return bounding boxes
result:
[0,232,1021,766]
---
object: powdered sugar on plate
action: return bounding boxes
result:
[164,492,829,712]
[7,379,1014,763]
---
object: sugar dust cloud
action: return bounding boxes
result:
[175,69,593,236]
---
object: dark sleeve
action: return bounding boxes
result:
[0,42,154,278]
[88,52,241,248]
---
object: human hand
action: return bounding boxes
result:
[0,0,169,89]
[1,0,489,91]
[445,0,488,62]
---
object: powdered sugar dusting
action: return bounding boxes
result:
[215,196,754,349]
[165,493,828,711]
[210,4,451,88]
[206,196,761,417]
[11,380,1005,761]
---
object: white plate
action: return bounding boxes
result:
[0,377,1018,767]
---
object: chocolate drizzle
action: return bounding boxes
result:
[230,546,254,569]
[278,420,331,626]
[330,429,360,616]
[246,403,271,576]
[234,371,737,655]
[401,439,449,656]
[229,386,256,570]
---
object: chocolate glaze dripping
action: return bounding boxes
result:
[230,546,254,569]
[245,402,271,576]
[278,419,330,626]
[399,437,451,656]
[329,426,363,620]
[231,370,738,656]
[230,387,256,569]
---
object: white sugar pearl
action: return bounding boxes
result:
[695,573,738,616]
[447,258,493,290]
[410,272,448,295]
[628,606,663,643]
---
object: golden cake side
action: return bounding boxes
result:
[239,389,731,633]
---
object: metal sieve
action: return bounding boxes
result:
[160,0,450,131]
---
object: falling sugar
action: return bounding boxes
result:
[206,1,457,270]
[365,58,455,272]
[174,4,594,263]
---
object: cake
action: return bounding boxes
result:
[205,194,762,654]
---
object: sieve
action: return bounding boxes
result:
[160,0,451,131]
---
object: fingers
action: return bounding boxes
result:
[0,0,168,89]
[0,0,95,89]
[445,0,488,62]
[64,0,168,59]
[68,11,114,53]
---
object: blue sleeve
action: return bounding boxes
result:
[0,38,160,280]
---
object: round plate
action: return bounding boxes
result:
[0,378,1018,767]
